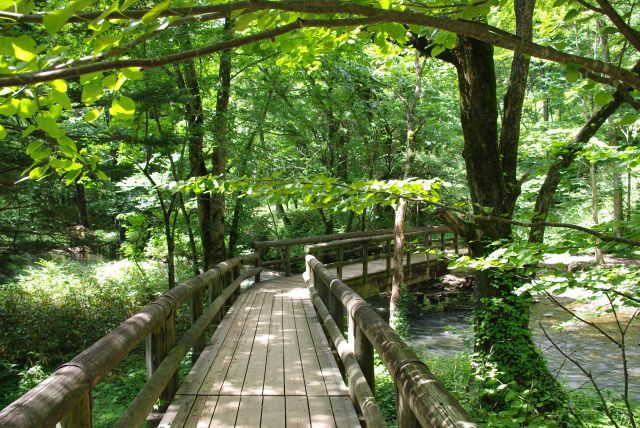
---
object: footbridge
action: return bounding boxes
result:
[0,227,476,428]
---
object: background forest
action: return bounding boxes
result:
[0,0,639,426]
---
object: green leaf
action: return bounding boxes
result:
[49,91,72,110]
[102,74,117,89]
[141,0,171,24]
[121,67,143,80]
[0,0,15,10]
[95,170,109,180]
[94,35,119,55]
[18,98,36,118]
[57,136,78,154]
[43,0,93,35]
[81,80,103,105]
[26,140,44,155]
[431,45,446,57]
[10,35,36,61]
[0,98,19,116]
[21,125,36,137]
[563,9,579,21]
[49,79,67,93]
[36,116,65,138]
[65,169,82,185]
[109,96,135,120]
[379,0,390,9]
[565,69,580,83]
[31,147,52,161]
[29,166,46,179]
[80,71,102,85]
[84,108,102,122]
[0,123,6,140]
[619,113,637,125]
[594,91,613,106]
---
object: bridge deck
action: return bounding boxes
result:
[158,255,444,427]
[158,276,360,428]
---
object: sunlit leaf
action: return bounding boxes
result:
[141,0,171,24]
[81,80,103,105]
[109,96,135,120]
[84,108,102,122]
[0,123,6,140]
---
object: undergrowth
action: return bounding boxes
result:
[374,350,639,427]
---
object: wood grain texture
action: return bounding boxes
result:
[157,278,358,427]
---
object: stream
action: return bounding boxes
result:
[404,298,640,398]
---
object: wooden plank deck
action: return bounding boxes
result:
[159,276,360,428]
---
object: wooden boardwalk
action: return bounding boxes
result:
[158,276,360,428]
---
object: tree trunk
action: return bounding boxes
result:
[590,162,605,264]
[390,198,407,331]
[228,196,243,258]
[75,182,90,229]
[390,50,423,331]
[529,91,626,242]
[276,203,291,226]
[209,17,234,265]
[177,56,215,271]
[599,19,624,238]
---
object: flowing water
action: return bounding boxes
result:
[404,298,640,398]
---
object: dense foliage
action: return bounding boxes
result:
[1,0,639,425]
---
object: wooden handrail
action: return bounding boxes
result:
[0,254,259,428]
[253,226,452,278]
[304,226,450,252]
[304,255,477,428]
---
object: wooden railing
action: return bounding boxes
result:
[0,254,261,428]
[253,226,461,279]
[304,255,477,428]
[304,226,461,282]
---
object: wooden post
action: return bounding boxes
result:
[60,391,92,428]
[362,241,369,285]
[284,245,291,276]
[397,392,419,428]
[440,232,445,250]
[145,309,178,409]
[191,288,205,364]
[233,264,241,297]
[353,317,374,394]
[406,242,412,277]
[212,276,223,324]
[336,245,343,280]
[255,247,262,282]
[330,291,344,333]
[385,240,391,280]
[454,233,459,254]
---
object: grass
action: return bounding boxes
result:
[374,351,639,427]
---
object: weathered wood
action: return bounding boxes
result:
[60,391,92,428]
[351,314,374,394]
[284,245,292,276]
[397,393,419,428]
[114,269,260,428]
[191,287,205,364]
[306,278,387,428]
[146,306,178,408]
[453,233,459,254]
[336,245,343,279]
[306,256,477,428]
[255,247,262,282]
[362,241,369,285]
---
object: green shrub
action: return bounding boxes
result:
[0,258,169,367]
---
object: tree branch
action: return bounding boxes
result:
[1,0,639,89]
[593,0,640,52]
[477,215,640,246]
